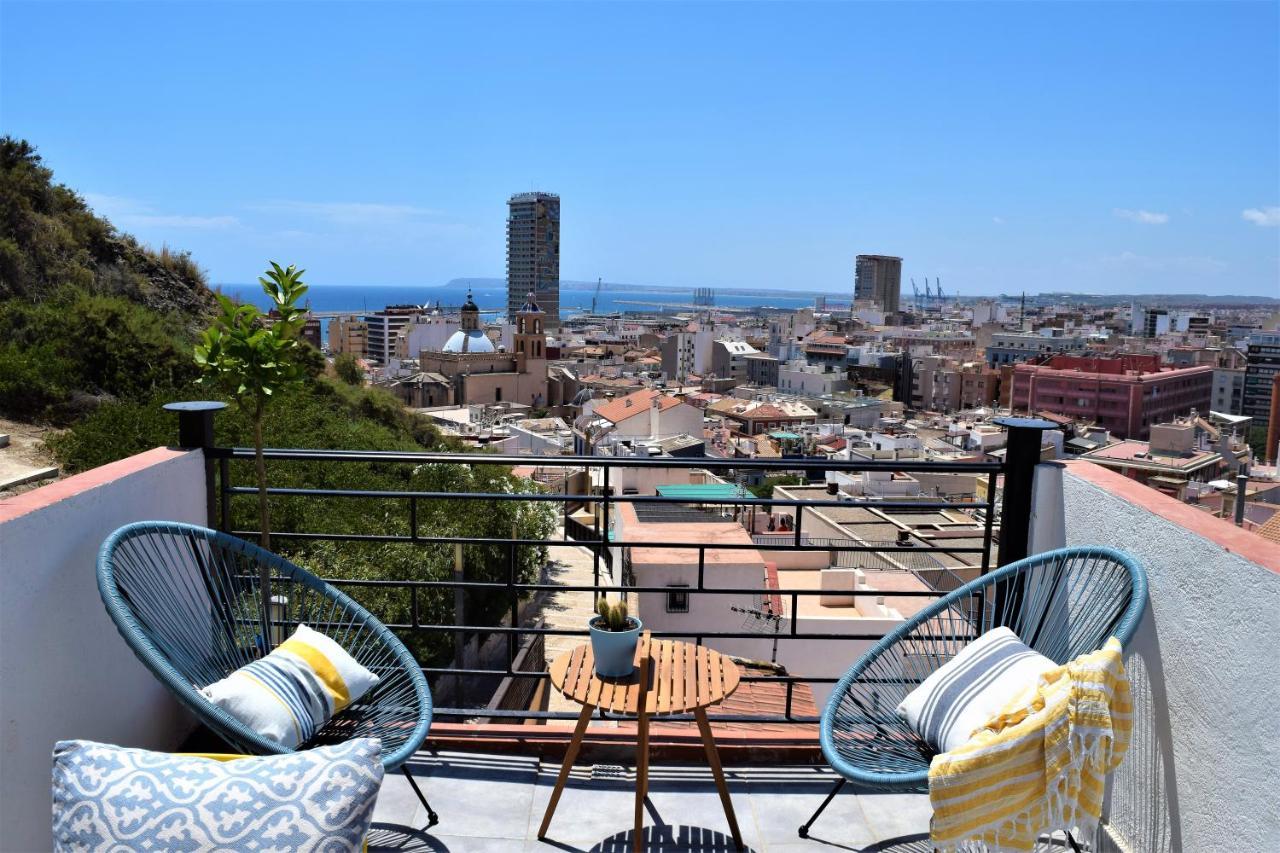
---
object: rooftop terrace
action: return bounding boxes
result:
[2,411,1277,851]
[366,751,937,852]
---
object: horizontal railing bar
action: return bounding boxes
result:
[230,529,990,555]
[222,485,992,513]
[379,623,917,640]
[431,707,822,724]
[420,667,835,684]
[319,579,962,598]
[214,446,1002,473]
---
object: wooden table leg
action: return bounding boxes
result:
[694,707,743,851]
[633,709,650,853]
[537,701,595,839]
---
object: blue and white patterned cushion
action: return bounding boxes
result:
[52,738,383,852]
[897,626,1058,753]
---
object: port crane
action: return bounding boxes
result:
[911,278,921,312]
[590,277,602,313]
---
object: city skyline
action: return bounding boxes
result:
[2,2,1277,296]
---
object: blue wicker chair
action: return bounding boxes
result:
[801,546,1148,846]
[97,521,438,827]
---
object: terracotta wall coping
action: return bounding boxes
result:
[0,447,194,525]
[1063,459,1280,574]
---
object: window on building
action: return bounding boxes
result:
[666,585,690,614]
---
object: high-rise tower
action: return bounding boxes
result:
[854,254,902,314]
[506,192,560,332]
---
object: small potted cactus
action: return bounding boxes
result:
[588,597,643,677]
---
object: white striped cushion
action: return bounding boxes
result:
[201,624,379,749]
[897,626,1056,754]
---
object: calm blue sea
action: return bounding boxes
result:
[215,281,825,320]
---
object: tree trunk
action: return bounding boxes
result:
[253,406,273,650]
[253,410,271,550]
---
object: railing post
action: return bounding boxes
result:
[602,465,612,579]
[165,401,226,529]
[453,542,466,706]
[990,417,1057,631]
[992,417,1057,567]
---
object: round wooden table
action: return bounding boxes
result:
[537,632,744,852]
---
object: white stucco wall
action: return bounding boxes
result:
[1061,468,1280,852]
[0,448,207,851]
[600,465,695,496]
[780,617,903,708]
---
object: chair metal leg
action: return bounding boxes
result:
[401,765,439,829]
[798,777,846,838]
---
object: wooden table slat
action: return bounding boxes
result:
[696,644,711,706]
[549,638,741,716]
[684,643,697,712]
[543,638,745,853]
[670,641,685,712]
[653,641,669,714]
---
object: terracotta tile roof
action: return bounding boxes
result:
[1256,511,1280,544]
[742,404,788,420]
[706,659,818,735]
[593,389,681,424]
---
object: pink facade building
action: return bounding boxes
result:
[1010,354,1212,439]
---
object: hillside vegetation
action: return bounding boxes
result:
[0,138,556,667]
[0,137,214,317]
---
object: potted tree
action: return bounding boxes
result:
[194,262,308,642]
[589,598,643,678]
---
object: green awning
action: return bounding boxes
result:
[768,431,803,440]
[656,483,752,500]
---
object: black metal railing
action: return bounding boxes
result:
[173,406,1055,727]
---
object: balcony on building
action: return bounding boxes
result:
[1,410,1277,852]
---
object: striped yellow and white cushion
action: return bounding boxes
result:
[897,626,1056,754]
[201,624,379,749]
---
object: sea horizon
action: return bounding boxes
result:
[215,280,833,318]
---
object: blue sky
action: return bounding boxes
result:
[3,1,1278,297]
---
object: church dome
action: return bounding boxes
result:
[442,329,495,354]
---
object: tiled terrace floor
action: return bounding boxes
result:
[368,750,937,852]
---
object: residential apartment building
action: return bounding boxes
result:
[710,339,759,384]
[364,305,422,366]
[778,360,850,396]
[853,254,902,314]
[1141,309,1170,338]
[506,191,560,331]
[1009,354,1212,439]
[659,327,714,380]
[1212,367,1246,416]
[1242,332,1280,432]
[327,316,368,358]
[767,309,817,359]
[908,358,998,414]
[744,352,780,388]
[984,331,1086,367]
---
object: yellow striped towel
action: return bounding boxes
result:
[927,636,1132,853]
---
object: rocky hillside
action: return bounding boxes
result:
[0,137,214,321]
